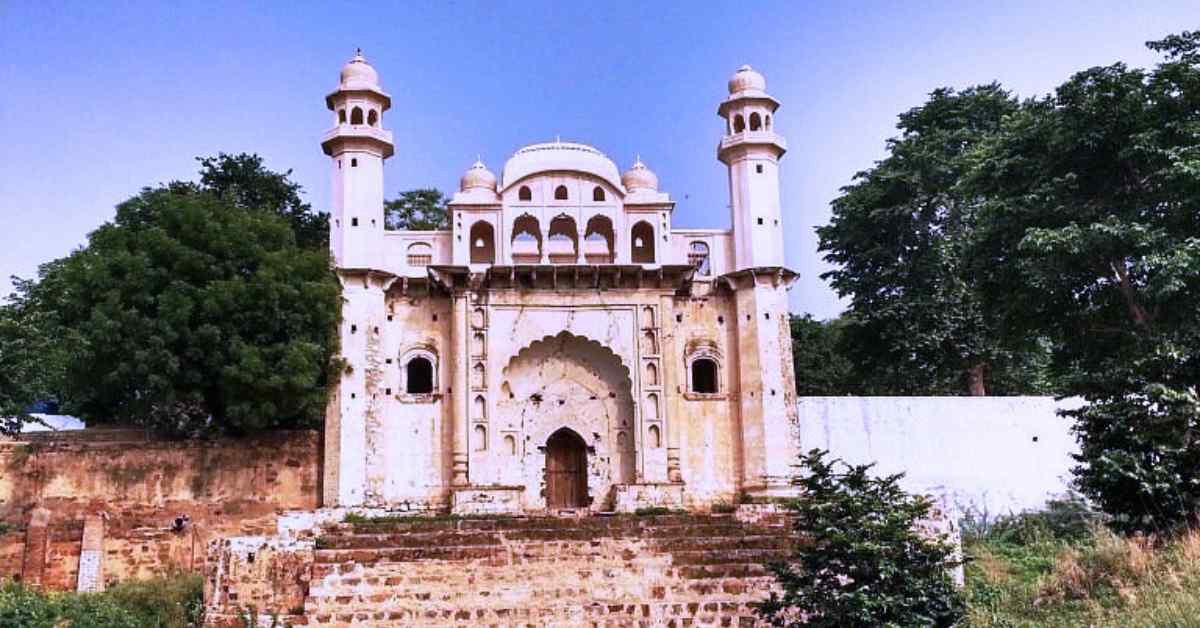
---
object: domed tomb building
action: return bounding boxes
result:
[323,53,798,513]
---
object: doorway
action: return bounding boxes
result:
[545,428,589,508]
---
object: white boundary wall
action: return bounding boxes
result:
[796,397,1083,519]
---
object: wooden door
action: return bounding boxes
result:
[545,429,588,508]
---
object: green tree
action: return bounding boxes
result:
[0,260,75,435]
[385,188,449,230]
[968,32,1200,532]
[789,314,856,396]
[197,153,330,250]
[48,181,339,435]
[757,449,965,627]
[818,84,1042,396]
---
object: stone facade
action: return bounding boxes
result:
[323,53,800,515]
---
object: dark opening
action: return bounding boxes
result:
[545,428,589,508]
[631,221,655,263]
[554,185,568,200]
[518,185,532,201]
[691,358,718,394]
[406,357,434,394]
[350,107,363,125]
[592,186,605,202]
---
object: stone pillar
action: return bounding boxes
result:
[21,506,49,588]
[76,515,105,592]
[451,291,470,485]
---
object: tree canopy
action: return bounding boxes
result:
[197,153,329,250]
[385,188,449,230]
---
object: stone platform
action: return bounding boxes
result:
[204,507,792,627]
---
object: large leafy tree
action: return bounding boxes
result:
[789,314,857,396]
[968,32,1200,532]
[43,182,338,435]
[197,153,329,249]
[818,85,1041,396]
[385,188,449,230]
[0,263,74,434]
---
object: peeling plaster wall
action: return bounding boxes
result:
[796,396,1082,517]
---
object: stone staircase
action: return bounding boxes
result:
[297,512,791,627]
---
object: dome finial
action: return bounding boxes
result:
[728,65,766,94]
[622,157,658,192]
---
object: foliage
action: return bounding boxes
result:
[0,261,75,435]
[967,31,1200,533]
[965,509,1200,627]
[818,84,1054,396]
[788,314,856,395]
[197,153,329,250]
[757,449,965,627]
[385,188,449,231]
[45,179,340,435]
[0,573,204,628]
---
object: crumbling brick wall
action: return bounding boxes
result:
[0,429,321,590]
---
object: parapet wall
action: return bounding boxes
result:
[797,396,1082,518]
[0,429,321,590]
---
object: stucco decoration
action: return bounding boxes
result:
[496,331,636,511]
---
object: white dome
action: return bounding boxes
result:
[460,160,497,191]
[501,141,623,192]
[339,49,380,90]
[621,158,658,192]
[727,65,766,94]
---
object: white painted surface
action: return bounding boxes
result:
[796,397,1083,518]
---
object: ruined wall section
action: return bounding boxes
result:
[0,430,320,591]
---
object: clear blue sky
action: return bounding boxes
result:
[0,2,1194,317]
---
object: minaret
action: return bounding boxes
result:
[718,65,799,497]
[321,51,395,507]
[719,65,786,270]
[322,49,394,269]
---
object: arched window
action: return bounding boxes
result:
[518,186,532,201]
[691,358,718,394]
[474,425,487,451]
[554,185,569,200]
[749,112,762,131]
[631,221,655,263]
[733,114,746,133]
[350,107,364,125]
[338,109,347,124]
[367,110,378,126]
[592,186,605,202]
[469,221,495,264]
[688,241,711,275]
[504,434,517,455]
[765,114,772,131]
[405,356,434,394]
[648,424,662,449]
[511,214,542,263]
[583,215,614,263]
[547,214,578,263]
[407,242,433,266]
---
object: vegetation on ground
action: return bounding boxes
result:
[0,573,204,628]
[965,501,1200,627]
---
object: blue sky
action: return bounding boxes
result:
[0,1,1194,317]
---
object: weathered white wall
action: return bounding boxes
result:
[796,397,1082,518]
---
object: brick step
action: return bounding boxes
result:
[302,598,767,626]
[318,531,791,553]
[323,523,773,546]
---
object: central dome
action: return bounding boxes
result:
[500,141,624,192]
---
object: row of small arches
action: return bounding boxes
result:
[337,106,380,127]
[471,426,659,454]
[516,185,605,202]
[730,112,771,134]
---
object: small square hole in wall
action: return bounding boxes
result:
[350,324,357,333]
[757,217,764,225]
[351,158,358,167]
[386,388,392,395]
[675,314,683,323]
[387,315,393,322]
[351,393,356,399]
[385,358,392,364]
[756,164,764,174]
[746,314,751,321]
[718,316,725,324]
[351,217,359,227]
[765,313,770,320]
[373,326,379,334]
[432,314,438,321]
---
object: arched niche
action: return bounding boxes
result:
[645,362,659,386]
[631,221,655,264]
[583,215,614,263]
[470,221,496,264]
[547,214,579,263]
[511,214,542,263]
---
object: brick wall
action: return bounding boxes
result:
[0,429,321,590]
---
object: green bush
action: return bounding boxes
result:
[756,449,965,627]
[0,573,203,628]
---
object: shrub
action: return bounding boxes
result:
[0,573,203,628]
[756,449,965,627]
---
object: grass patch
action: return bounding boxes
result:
[0,573,203,628]
[965,501,1200,627]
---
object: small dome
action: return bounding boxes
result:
[339,49,380,90]
[460,160,497,191]
[727,65,766,94]
[621,158,658,192]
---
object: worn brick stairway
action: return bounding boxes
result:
[300,512,791,627]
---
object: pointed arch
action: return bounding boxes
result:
[547,214,579,263]
[350,107,364,125]
[583,215,614,263]
[511,213,542,263]
[470,221,496,264]
[631,221,655,263]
